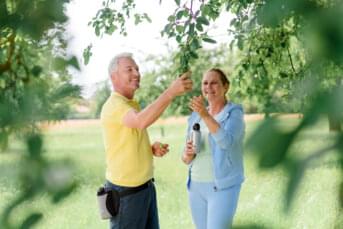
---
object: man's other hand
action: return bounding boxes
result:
[152,142,169,157]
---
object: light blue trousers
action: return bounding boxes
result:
[188,181,241,229]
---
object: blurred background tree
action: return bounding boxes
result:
[89,80,111,118]
[0,0,81,228]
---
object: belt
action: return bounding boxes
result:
[119,178,154,197]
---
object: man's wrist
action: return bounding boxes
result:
[165,88,174,100]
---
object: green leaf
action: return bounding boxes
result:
[176,10,185,20]
[189,51,199,59]
[200,5,211,16]
[83,45,93,65]
[280,72,288,78]
[175,0,180,6]
[50,83,81,102]
[176,25,184,33]
[176,35,182,43]
[202,37,216,43]
[52,183,77,203]
[95,26,100,36]
[53,57,69,70]
[237,37,244,50]
[67,56,80,70]
[188,23,195,36]
[190,38,201,50]
[106,24,116,34]
[19,213,43,229]
[196,22,203,32]
[197,16,209,26]
[246,117,298,168]
[167,15,176,22]
[134,14,141,25]
[230,18,237,26]
[143,13,152,23]
[31,66,42,77]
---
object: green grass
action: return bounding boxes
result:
[0,118,341,229]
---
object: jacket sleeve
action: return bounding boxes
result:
[211,106,245,150]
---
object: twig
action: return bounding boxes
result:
[287,46,297,76]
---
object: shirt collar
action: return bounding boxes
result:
[112,91,134,103]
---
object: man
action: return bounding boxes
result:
[100,52,192,229]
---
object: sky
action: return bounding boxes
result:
[65,0,232,98]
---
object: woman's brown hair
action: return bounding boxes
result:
[208,68,230,86]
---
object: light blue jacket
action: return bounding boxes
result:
[186,102,245,190]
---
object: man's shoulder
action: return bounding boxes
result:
[104,94,129,108]
[100,94,135,121]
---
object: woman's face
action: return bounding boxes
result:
[201,71,229,101]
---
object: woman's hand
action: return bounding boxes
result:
[189,95,209,118]
[182,140,196,164]
[152,142,169,157]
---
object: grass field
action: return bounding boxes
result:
[0,117,341,229]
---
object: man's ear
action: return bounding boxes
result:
[110,72,116,82]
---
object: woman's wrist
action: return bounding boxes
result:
[200,111,211,119]
[183,152,195,162]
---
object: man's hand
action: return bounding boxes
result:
[166,71,193,98]
[152,142,169,157]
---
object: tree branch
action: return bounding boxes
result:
[287,46,297,75]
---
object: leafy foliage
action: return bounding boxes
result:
[228,0,343,116]
[0,1,81,228]
[161,0,220,74]
[83,0,151,64]
[136,46,239,116]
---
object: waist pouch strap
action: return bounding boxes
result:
[119,179,152,197]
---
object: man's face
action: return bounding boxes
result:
[112,57,140,95]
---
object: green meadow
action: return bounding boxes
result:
[0,118,341,229]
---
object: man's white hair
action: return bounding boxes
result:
[108,52,134,77]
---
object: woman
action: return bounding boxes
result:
[182,68,245,229]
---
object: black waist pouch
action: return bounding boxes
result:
[97,179,152,220]
[97,187,120,219]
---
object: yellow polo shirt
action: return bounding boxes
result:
[100,92,153,187]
